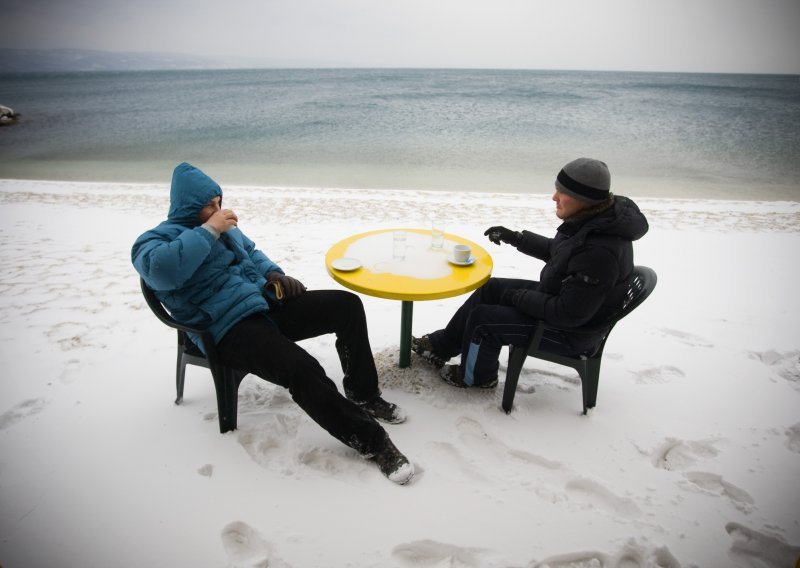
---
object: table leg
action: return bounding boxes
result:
[399,300,414,368]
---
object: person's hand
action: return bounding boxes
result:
[484,226,522,246]
[267,273,307,299]
[278,275,306,298]
[206,208,239,233]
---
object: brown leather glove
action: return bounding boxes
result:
[267,273,307,299]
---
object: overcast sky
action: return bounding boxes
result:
[2,0,799,73]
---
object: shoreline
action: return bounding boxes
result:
[1,175,799,205]
[3,69,798,206]
[2,178,800,236]
[1,155,799,202]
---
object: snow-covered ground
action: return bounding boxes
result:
[1,179,799,567]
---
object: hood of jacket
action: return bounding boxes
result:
[167,162,222,227]
[560,195,649,242]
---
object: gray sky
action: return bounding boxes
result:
[2,0,799,73]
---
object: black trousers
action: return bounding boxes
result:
[429,278,575,386]
[216,290,386,456]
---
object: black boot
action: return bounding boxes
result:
[371,437,415,485]
[411,335,447,369]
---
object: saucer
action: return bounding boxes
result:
[331,257,362,271]
[447,254,476,266]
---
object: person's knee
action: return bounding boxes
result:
[480,277,512,303]
[283,352,337,395]
[340,290,364,310]
[334,290,367,322]
[480,277,501,294]
[468,304,502,325]
[471,323,495,346]
[482,277,535,300]
[466,305,517,346]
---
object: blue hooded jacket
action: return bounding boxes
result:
[132,162,283,350]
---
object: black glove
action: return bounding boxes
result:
[500,288,526,307]
[484,226,522,247]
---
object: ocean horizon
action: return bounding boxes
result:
[1,68,798,201]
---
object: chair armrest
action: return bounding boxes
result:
[530,318,611,336]
[525,318,614,360]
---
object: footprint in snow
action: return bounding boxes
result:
[296,447,353,476]
[531,537,681,568]
[680,471,755,514]
[237,413,356,480]
[424,440,489,481]
[726,522,800,568]
[524,367,581,389]
[59,358,82,384]
[0,398,49,431]
[658,327,713,348]
[455,416,564,471]
[750,350,800,389]
[785,422,800,454]
[632,365,685,384]
[392,539,507,567]
[651,437,721,470]
[221,521,291,568]
[564,477,643,519]
[236,413,301,466]
[236,380,293,414]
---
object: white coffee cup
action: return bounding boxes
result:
[453,244,471,263]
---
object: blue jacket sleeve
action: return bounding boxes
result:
[238,230,284,277]
[132,225,217,291]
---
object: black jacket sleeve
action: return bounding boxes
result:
[516,230,552,261]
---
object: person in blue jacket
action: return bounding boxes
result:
[132,162,413,484]
[413,158,649,389]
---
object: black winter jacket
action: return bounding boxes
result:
[514,195,649,353]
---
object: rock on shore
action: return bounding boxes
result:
[0,104,20,125]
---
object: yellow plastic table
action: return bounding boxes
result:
[325,228,493,367]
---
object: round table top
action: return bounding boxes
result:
[325,228,493,301]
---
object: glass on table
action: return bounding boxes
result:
[392,230,407,261]
[430,216,444,249]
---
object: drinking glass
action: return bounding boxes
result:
[393,230,407,261]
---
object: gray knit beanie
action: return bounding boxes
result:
[554,158,611,204]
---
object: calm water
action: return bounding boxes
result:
[1,68,799,200]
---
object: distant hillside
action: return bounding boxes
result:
[0,48,302,73]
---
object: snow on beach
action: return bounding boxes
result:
[1,178,799,568]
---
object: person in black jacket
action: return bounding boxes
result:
[412,158,649,388]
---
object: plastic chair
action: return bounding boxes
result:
[140,278,247,433]
[501,265,657,415]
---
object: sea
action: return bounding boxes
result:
[1,68,799,200]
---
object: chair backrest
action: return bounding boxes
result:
[140,278,207,337]
[140,278,177,327]
[570,265,657,359]
[140,278,221,359]
[618,265,657,322]
[568,265,657,337]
